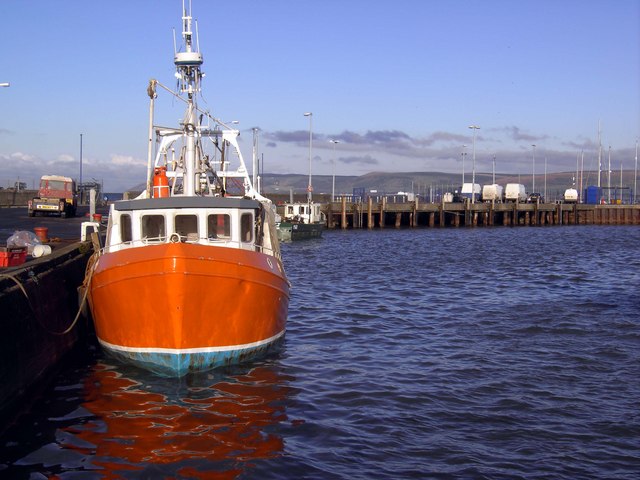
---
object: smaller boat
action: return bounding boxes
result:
[277,200,325,241]
[276,111,325,241]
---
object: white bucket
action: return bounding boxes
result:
[32,244,52,258]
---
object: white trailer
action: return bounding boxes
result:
[482,184,503,203]
[504,183,527,202]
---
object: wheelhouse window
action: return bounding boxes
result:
[175,214,198,241]
[241,212,253,243]
[120,214,132,243]
[287,206,294,215]
[207,214,230,240]
[298,206,306,215]
[142,214,166,242]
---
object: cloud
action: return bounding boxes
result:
[563,137,597,150]
[420,131,469,146]
[503,126,549,142]
[110,154,146,166]
[9,151,38,162]
[266,130,309,145]
[339,155,379,166]
[56,153,75,163]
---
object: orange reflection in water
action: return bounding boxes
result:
[60,362,291,478]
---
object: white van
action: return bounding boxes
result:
[504,183,527,202]
[460,183,481,201]
[564,188,578,203]
[482,184,503,203]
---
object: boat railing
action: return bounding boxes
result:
[103,235,281,259]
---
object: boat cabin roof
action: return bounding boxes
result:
[114,197,261,211]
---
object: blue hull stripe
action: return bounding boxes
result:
[97,330,285,376]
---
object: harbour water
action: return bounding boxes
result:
[1,226,639,479]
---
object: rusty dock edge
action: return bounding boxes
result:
[324,200,640,228]
[0,241,93,430]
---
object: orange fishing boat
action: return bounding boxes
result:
[87,3,289,376]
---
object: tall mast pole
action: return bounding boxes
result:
[531,144,536,193]
[174,1,203,196]
[79,133,83,187]
[468,125,480,203]
[304,112,313,203]
[146,80,156,197]
[608,146,612,203]
[635,139,638,204]
[544,157,547,200]
[252,128,259,192]
[492,155,496,184]
[580,151,584,203]
[461,145,466,185]
[597,121,602,188]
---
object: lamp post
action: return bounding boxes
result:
[492,155,496,184]
[0,83,9,87]
[544,157,548,201]
[304,112,313,203]
[330,139,340,202]
[608,146,612,204]
[634,139,638,204]
[252,127,259,193]
[80,133,83,199]
[468,126,480,203]
[461,144,466,186]
[531,144,536,194]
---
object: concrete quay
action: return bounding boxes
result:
[0,206,102,430]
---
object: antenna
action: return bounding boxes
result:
[173,28,177,55]
[195,20,200,52]
[597,120,602,188]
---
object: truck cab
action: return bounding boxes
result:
[28,175,77,218]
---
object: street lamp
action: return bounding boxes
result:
[80,134,83,193]
[608,146,612,203]
[461,145,466,186]
[304,112,313,203]
[468,126,480,203]
[330,139,340,202]
[252,127,259,192]
[0,83,9,87]
[634,139,638,204]
[531,144,536,194]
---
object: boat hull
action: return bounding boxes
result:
[277,222,323,241]
[88,243,289,376]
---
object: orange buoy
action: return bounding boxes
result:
[153,166,170,198]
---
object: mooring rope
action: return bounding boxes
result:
[0,249,99,336]
[0,272,29,299]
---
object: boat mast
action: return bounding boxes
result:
[252,128,259,192]
[146,80,157,197]
[635,139,638,204]
[597,120,602,188]
[174,0,203,196]
[492,154,496,184]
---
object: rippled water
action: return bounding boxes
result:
[1,225,639,479]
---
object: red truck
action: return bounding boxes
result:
[27,175,77,218]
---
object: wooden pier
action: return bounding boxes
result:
[324,199,640,229]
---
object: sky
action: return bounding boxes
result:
[1,0,639,193]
